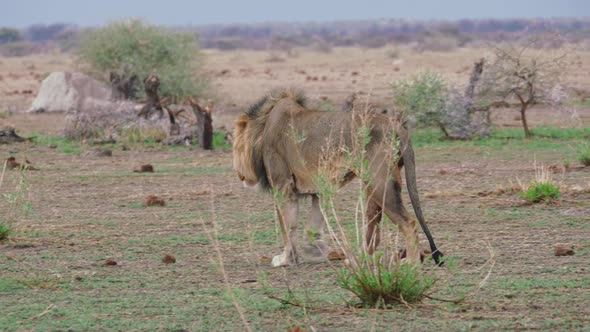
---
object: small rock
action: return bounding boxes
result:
[85,148,112,157]
[104,259,117,266]
[5,157,37,170]
[162,254,176,264]
[133,164,154,173]
[6,157,20,169]
[286,326,307,332]
[144,194,165,207]
[259,255,272,264]
[328,250,346,261]
[554,246,575,256]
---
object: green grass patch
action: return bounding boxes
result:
[412,127,590,148]
[0,277,25,292]
[337,253,435,307]
[577,143,590,166]
[32,134,83,154]
[497,276,590,290]
[0,222,12,242]
[519,182,560,203]
[212,131,231,150]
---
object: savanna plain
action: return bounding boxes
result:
[1,46,590,331]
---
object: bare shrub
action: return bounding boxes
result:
[480,35,570,137]
[63,98,171,141]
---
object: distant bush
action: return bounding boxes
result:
[414,35,458,52]
[78,19,208,101]
[311,40,333,53]
[392,71,449,133]
[214,37,244,50]
[0,41,42,57]
[0,28,21,44]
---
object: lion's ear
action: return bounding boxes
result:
[236,115,249,131]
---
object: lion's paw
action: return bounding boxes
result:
[304,241,328,258]
[271,253,292,267]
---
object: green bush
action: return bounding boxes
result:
[337,252,435,307]
[0,222,12,242]
[519,182,560,203]
[212,131,231,150]
[392,71,448,131]
[577,144,590,166]
[78,19,207,101]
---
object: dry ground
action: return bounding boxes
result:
[1,46,589,331]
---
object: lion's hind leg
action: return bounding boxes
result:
[303,194,329,259]
[271,188,300,267]
[365,196,383,255]
[366,167,422,265]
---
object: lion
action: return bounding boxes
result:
[233,89,443,267]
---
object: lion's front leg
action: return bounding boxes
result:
[272,189,300,267]
[304,194,328,259]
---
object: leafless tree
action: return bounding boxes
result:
[480,36,569,138]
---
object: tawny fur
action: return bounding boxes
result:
[233,88,443,267]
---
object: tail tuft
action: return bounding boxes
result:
[432,251,444,267]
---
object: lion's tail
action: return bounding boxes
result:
[399,131,444,266]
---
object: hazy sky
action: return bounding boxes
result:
[2,0,589,28]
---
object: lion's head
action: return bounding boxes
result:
[232,114,260,187]
[232,89,307,190]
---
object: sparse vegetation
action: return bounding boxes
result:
[577,143,590,166]
[32,134,83,154]
[337,253,435,307]
[0,222,12,242]
[518,164,560,203]
[78,19,208,101]
[0,165,33,242]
